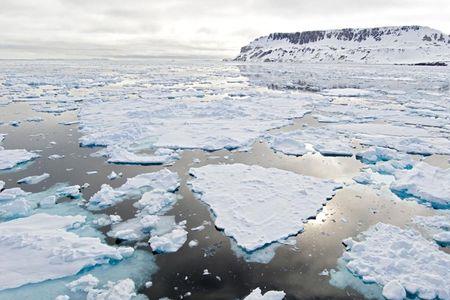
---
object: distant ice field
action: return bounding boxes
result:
[0,59,449,300]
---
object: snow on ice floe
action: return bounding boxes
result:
[336,223,450,300]
[0,183,81,221]
[17,173,50,185]
[390,162,450,209]
[78,84,313,160]
[87,169,179,210]
[266,127,354,156]
[243,288,286,300]
[0,213,133,291]
[413,213,450,246]
[107,147,180,165]
[189,164,342,251]
[0,149,39,171]
[64,275,140,300]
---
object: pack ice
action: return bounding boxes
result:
[0,213,133,291]
[340,223,450,300]
[189,164,342,251]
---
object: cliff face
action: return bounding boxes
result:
[234,26,450,64]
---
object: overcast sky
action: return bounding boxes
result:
[1,0,449,59]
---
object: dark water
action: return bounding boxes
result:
[0,102,437,299]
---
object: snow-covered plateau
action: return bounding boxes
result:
[234,25,450,64]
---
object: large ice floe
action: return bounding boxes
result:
[337,223,450,300]
[189,163,342,251]
[390,162,450,209]
[0,213,133,291]
[0,148,39,171]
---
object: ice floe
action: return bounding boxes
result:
[0,213,133,291]
[87,169,179,210]
[189,164,342,251]
[340,223,450,300]
[17,173,50,185]
[243,288,286,300]
[0,149,39,171]
[390,162,450,208]
[413,213,450,246]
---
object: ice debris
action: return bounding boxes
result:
[0,149,39,170]
[17,173,50,185]
[243,288,286,300]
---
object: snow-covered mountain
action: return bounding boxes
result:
[233,26,450,64]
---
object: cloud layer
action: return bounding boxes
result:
[1,0,449,58]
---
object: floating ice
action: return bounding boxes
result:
[66,275,138,300]
[390,162,450,208]
[266,127,354,157]
[189,164,342,251]
[243,288,286,300]
[0,180,4,190]
[0,213,133,291]
[107,147,180,165]
[413,213,450,246]
[0,149,39,170]
[48,154,64,160]
[149,225,188,253]
[87,169,179,210]
[107,171,118,180]
[17,173,50,185]
[340,223,450,300]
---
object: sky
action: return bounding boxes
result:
[0,0,449,59]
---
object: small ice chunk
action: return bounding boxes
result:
[48,154,64,160]
[86,171,98,175]
[149,226,187,253]
[202,269,210,275]
[243,287,286,300]
[188,240,199,247]
[145,281,153,288]
[107,171,118,180]
[17,173,50,185]
[0,180,4,190]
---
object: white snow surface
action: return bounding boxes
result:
[342,223,450,300]
[0,213,133,291]
[189,164,342,251]
[243,288,286,300]
[66,275,138,300]
[88,169,179,210]
[390,162,450,208]
[0,149,39,170]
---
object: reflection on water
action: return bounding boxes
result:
[0,102,442,299]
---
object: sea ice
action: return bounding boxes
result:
[149,225,188,253]
[0,213,133,291]
[0,149,39,170]
[390,162,450,208]
[189,164,342,251]
[413,213,450,246]
[340,223,450,300]
[87,169,179,210]
[17,173,50,185]
[107,147,180,165]
[243,288,286,300]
